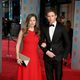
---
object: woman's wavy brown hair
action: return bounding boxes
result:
[22,13,40,38]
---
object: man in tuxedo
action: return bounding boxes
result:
[40,8,70,80]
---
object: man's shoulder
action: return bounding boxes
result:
[40,24,48,30]
[57,21,65,28]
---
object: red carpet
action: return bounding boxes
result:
[0,39,80,80]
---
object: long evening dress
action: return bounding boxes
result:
[17,30,43,80]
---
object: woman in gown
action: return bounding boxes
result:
[16,13,43,80]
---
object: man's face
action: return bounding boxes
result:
[46,12,57,24]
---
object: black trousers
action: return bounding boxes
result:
[44,59,63,80]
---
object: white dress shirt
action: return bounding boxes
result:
[49,21,57,41]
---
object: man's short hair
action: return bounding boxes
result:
[45,7,57,16]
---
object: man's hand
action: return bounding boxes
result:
[63,58,68,66]
[41,42,46,48]
[46,50,55,58]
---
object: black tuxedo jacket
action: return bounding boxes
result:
[39,22,70,61]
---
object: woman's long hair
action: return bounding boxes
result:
[22,13,40,38]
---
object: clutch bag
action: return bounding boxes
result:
[19,53,30,66]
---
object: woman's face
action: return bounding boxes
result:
[29,16,36,27]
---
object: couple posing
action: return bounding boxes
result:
[16,7,70,80]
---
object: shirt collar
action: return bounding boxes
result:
[52,21,57,27]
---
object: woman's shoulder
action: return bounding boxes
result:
[20,28,26,33]
[21,28,26,31]
[18,28,26,37]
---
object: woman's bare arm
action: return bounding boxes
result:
[16,29,23,60]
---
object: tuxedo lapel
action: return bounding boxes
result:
[46,27,51,42]
[51,23,59,43]
[44,23,59,43]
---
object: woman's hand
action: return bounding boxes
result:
[41,42,46,48]
[17,58,22,65]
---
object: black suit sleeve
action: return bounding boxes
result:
[62,26,70,59]
[39,27,47,53]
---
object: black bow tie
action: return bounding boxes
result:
[49,24,54,27]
